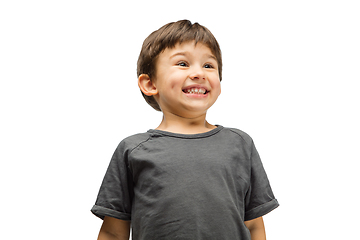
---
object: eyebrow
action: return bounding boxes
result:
[170,51,217,60]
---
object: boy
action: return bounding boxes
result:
[91,20,279,240]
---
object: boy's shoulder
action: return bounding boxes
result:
[116,131,152,153]
[224,127,254,144]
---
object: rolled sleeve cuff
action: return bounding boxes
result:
[91,205,131,221]
[244,199,279,221]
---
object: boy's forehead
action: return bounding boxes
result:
[162,41,215,58]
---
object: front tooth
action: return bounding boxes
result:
[186,88,206,94]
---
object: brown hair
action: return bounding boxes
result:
[137,20,222,111]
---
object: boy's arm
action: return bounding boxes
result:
[244,216,266,240]
[98,216,131,240]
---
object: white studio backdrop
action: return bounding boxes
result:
[0,0,359,239]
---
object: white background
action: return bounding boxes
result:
[1,0,359,239]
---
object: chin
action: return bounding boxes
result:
[182,105,211,115]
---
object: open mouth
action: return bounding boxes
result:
[182,87,209,95]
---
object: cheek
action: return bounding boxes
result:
[211,78,221,96]
[168,72,184,88]
[216,84,222,96]
[211,75,221,89]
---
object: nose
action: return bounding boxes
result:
[189,65,205,81]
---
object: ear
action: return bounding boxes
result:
[138,74,158,96]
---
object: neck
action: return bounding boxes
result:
[156,111,216,134]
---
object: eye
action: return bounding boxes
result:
[176,61,189,67]
[204,63,214,69]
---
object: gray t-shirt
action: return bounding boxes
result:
[91,126,279,240]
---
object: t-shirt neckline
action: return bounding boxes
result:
[147,125,223,139]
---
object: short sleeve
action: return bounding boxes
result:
[91,142,133,221]
[244,140,279,221]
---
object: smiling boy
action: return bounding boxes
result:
[139,41,221,134]
[91,20,279,240]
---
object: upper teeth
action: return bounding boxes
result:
[185,88,206,94]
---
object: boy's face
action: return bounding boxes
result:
[152,41,221,118]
